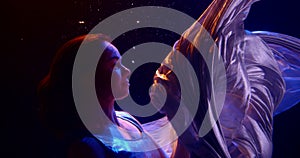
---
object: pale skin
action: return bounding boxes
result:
[69,41,165,158]
[98,42,141,136]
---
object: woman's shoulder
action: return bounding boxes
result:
[115,111,139,122]
[115,111,143,132]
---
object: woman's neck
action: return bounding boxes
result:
[100,98,120,126]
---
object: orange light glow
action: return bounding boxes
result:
[155,69,172,81]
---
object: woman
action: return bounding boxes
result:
[150,0,300,157]
[38,34,167,158]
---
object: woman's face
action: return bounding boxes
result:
[102,42,131,100]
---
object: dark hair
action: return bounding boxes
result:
[37,34,111,134]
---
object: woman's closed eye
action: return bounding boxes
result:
[113,60,122,71]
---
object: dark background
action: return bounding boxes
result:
[3,0,300,157]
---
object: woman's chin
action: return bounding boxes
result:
[114,92,129,101]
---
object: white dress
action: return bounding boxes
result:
[150,0,300,157]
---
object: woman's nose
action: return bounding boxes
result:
[122,65,131,77]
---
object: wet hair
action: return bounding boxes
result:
[37,34,112,133]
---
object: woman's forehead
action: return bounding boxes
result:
[102,41,121,60]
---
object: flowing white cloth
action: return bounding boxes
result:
[150,0,300,157]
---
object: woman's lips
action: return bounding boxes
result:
[124,79,130,86]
